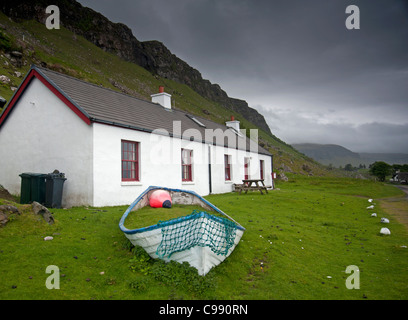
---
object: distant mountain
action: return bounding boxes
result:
[292,144,361,167]
[359,153,408,166]
[292,143,408,167]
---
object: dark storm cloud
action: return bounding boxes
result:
[78,0,408,153]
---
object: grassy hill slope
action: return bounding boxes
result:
[1,176,407,300]
[0,12,331,176]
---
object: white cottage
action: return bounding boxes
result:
[0,65,273,207]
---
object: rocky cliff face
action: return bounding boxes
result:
[1,0,272,134]
[141,40,271,134]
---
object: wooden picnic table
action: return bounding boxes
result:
[235,179,268,195]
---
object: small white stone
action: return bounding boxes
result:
[380,228,391,235]
[44,236,53,241]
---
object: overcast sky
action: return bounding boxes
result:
[77,0,408,153]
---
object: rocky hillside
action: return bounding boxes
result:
[1,0,271,135]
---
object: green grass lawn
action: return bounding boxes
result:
[1,176,407,300]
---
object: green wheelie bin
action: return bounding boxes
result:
[19,172,47,204]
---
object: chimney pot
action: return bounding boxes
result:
[159,86,164,93]
[231,115,235,121]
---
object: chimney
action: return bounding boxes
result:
[225,115,240,132]
[151,86,172,109]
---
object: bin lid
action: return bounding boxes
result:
[46,172,66,179]
[20,172,47,177]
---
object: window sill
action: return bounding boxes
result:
[121,181,142,186]
[224,181,233,184]
[182,181,195,185]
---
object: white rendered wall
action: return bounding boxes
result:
[92,123,212,207]
[92,122,272,207]
[0,78,93,207]
[209,144,273,194]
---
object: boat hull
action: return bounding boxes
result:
[124,225,244,275]
[119,186,245,275]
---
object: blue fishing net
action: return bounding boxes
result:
[156,210,238,258]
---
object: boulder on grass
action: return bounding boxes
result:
[0,205,21,227]
[32,202,54,225]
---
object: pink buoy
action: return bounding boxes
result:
[149,190,172,208]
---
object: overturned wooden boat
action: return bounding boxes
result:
[119,186,245,275]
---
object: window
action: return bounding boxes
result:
[121,140,139,181]
[186,114,206,128]
[244,157,250,180]
[260,160,265,180]
[224,154,231,181]
[181,148,193,181]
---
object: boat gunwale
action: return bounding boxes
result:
[119,186,245,234]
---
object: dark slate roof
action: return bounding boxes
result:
[35,65,271,156]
